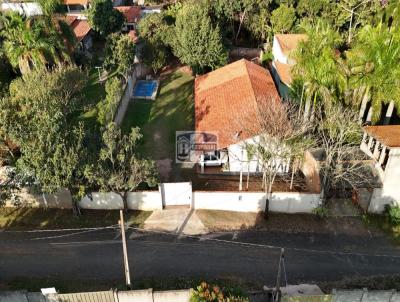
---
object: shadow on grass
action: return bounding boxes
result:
[0,208,151,230]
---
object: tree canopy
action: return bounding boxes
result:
[171,1,228,74]
[87,0,125,37]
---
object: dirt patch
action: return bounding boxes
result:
[196,210,380,236]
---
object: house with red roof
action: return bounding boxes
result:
[115,6,141,32]
[61,16,93,52]
[271,34,308,100]
[194,59,289,174]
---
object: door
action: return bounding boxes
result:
[161,182,192,207]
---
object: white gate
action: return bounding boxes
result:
[160,182,192,207]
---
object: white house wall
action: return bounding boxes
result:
[272,36,288,64]
[369,148,400,213]
[1,2,42,16]
[227,136,290,173]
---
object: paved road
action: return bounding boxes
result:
[1,226,400,287]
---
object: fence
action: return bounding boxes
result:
[113,63,152,125]
[79,190,163,211]
[193,191,321,213]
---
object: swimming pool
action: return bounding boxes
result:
[133,80,159,100]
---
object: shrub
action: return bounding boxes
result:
[312,206,329,218]
[190,282,249,302]
[385,204,400,226]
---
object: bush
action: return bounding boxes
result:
[385,204,400,226]
[312,206,329,218]
[190,282,249,302]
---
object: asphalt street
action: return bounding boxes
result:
[1,226,400,286]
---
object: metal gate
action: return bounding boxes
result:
[160,182,192,207]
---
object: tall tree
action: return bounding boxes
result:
[104,33,136,80]
[270,4,297,34]
[0,66,90,212]
[87,0,125,37]
[346,22,400,124]
[0,12,70,74]
[292,19,345,121]
[90,122,158,210]
[172,1,228,74]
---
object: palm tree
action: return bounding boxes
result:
[0,12,71,74]
[292,20,346,121]
[346,22,400,124]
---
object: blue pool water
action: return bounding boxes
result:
[133,80,158,98]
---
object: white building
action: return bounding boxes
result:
[0,2,42,16]
[194,59,289,174]
[360,125,400,212]
[271,34,307,99]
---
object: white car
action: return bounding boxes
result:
[200,151,228,167]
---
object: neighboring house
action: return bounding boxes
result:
[64,16,93,52]
[127,29,139,44]
[194,59,288,174]
[115,6,141,31]
[63,0,122,14]
[360,125,400,212]
[0,2,42,16]
[271,34,307,100]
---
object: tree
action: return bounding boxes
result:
[0,12,70,74]
[292,19,345,121]
[141,40,167,74]
[104,33,136,80]
[172,1,228,74]
[97,78,122,126]
[87,0,124,37]
[270,4,297,34]
[316,104,375,202]
[0,66,90,212]
[346,22,400,124]
[90,122,158,210]
[232,100,314,202]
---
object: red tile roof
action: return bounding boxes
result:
[71,19,91,42]
[364,125,400,148]
[115,6,141,23]
[275,34,308,56]
[63,15,78,26]
[195,59,280,149]
[274,61,292,85]
[63,0,89,5]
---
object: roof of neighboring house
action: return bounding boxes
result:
[127,30,139,43]
[364,125,400,148]
[71,19,91,42]
[275,34,308,56]
[274,60,292,85]
[115,6,141,23]
[63,15,78,25]
[64,0,89,5]
[195,59,280,149]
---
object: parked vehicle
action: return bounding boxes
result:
[200,151,228,167]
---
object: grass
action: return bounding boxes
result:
[363,213,400,245]
[122,71,194,160]
[0,276,257,294]
[0,208,151,230]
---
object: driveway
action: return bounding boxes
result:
[0,225,399,289]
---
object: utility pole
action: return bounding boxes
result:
[273,248,285,302]
[119,210,132,289]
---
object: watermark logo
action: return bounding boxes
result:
[176,131,218,163]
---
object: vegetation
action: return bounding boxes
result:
[190,282,249,302]
[104,33,136,80]
[87,0,125,37]
[171,1,228,74]
[88,122,158,210]
[122,71,194,160]
[97,78,122,126]
[0,208,151,230]
[385,204,400,226]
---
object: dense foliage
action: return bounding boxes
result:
[87,0,125,37]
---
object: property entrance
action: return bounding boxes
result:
[160,182,192,208]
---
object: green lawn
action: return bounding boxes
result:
[122,71,194,160]
[0,208,151,230]
[72,67,118,129]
